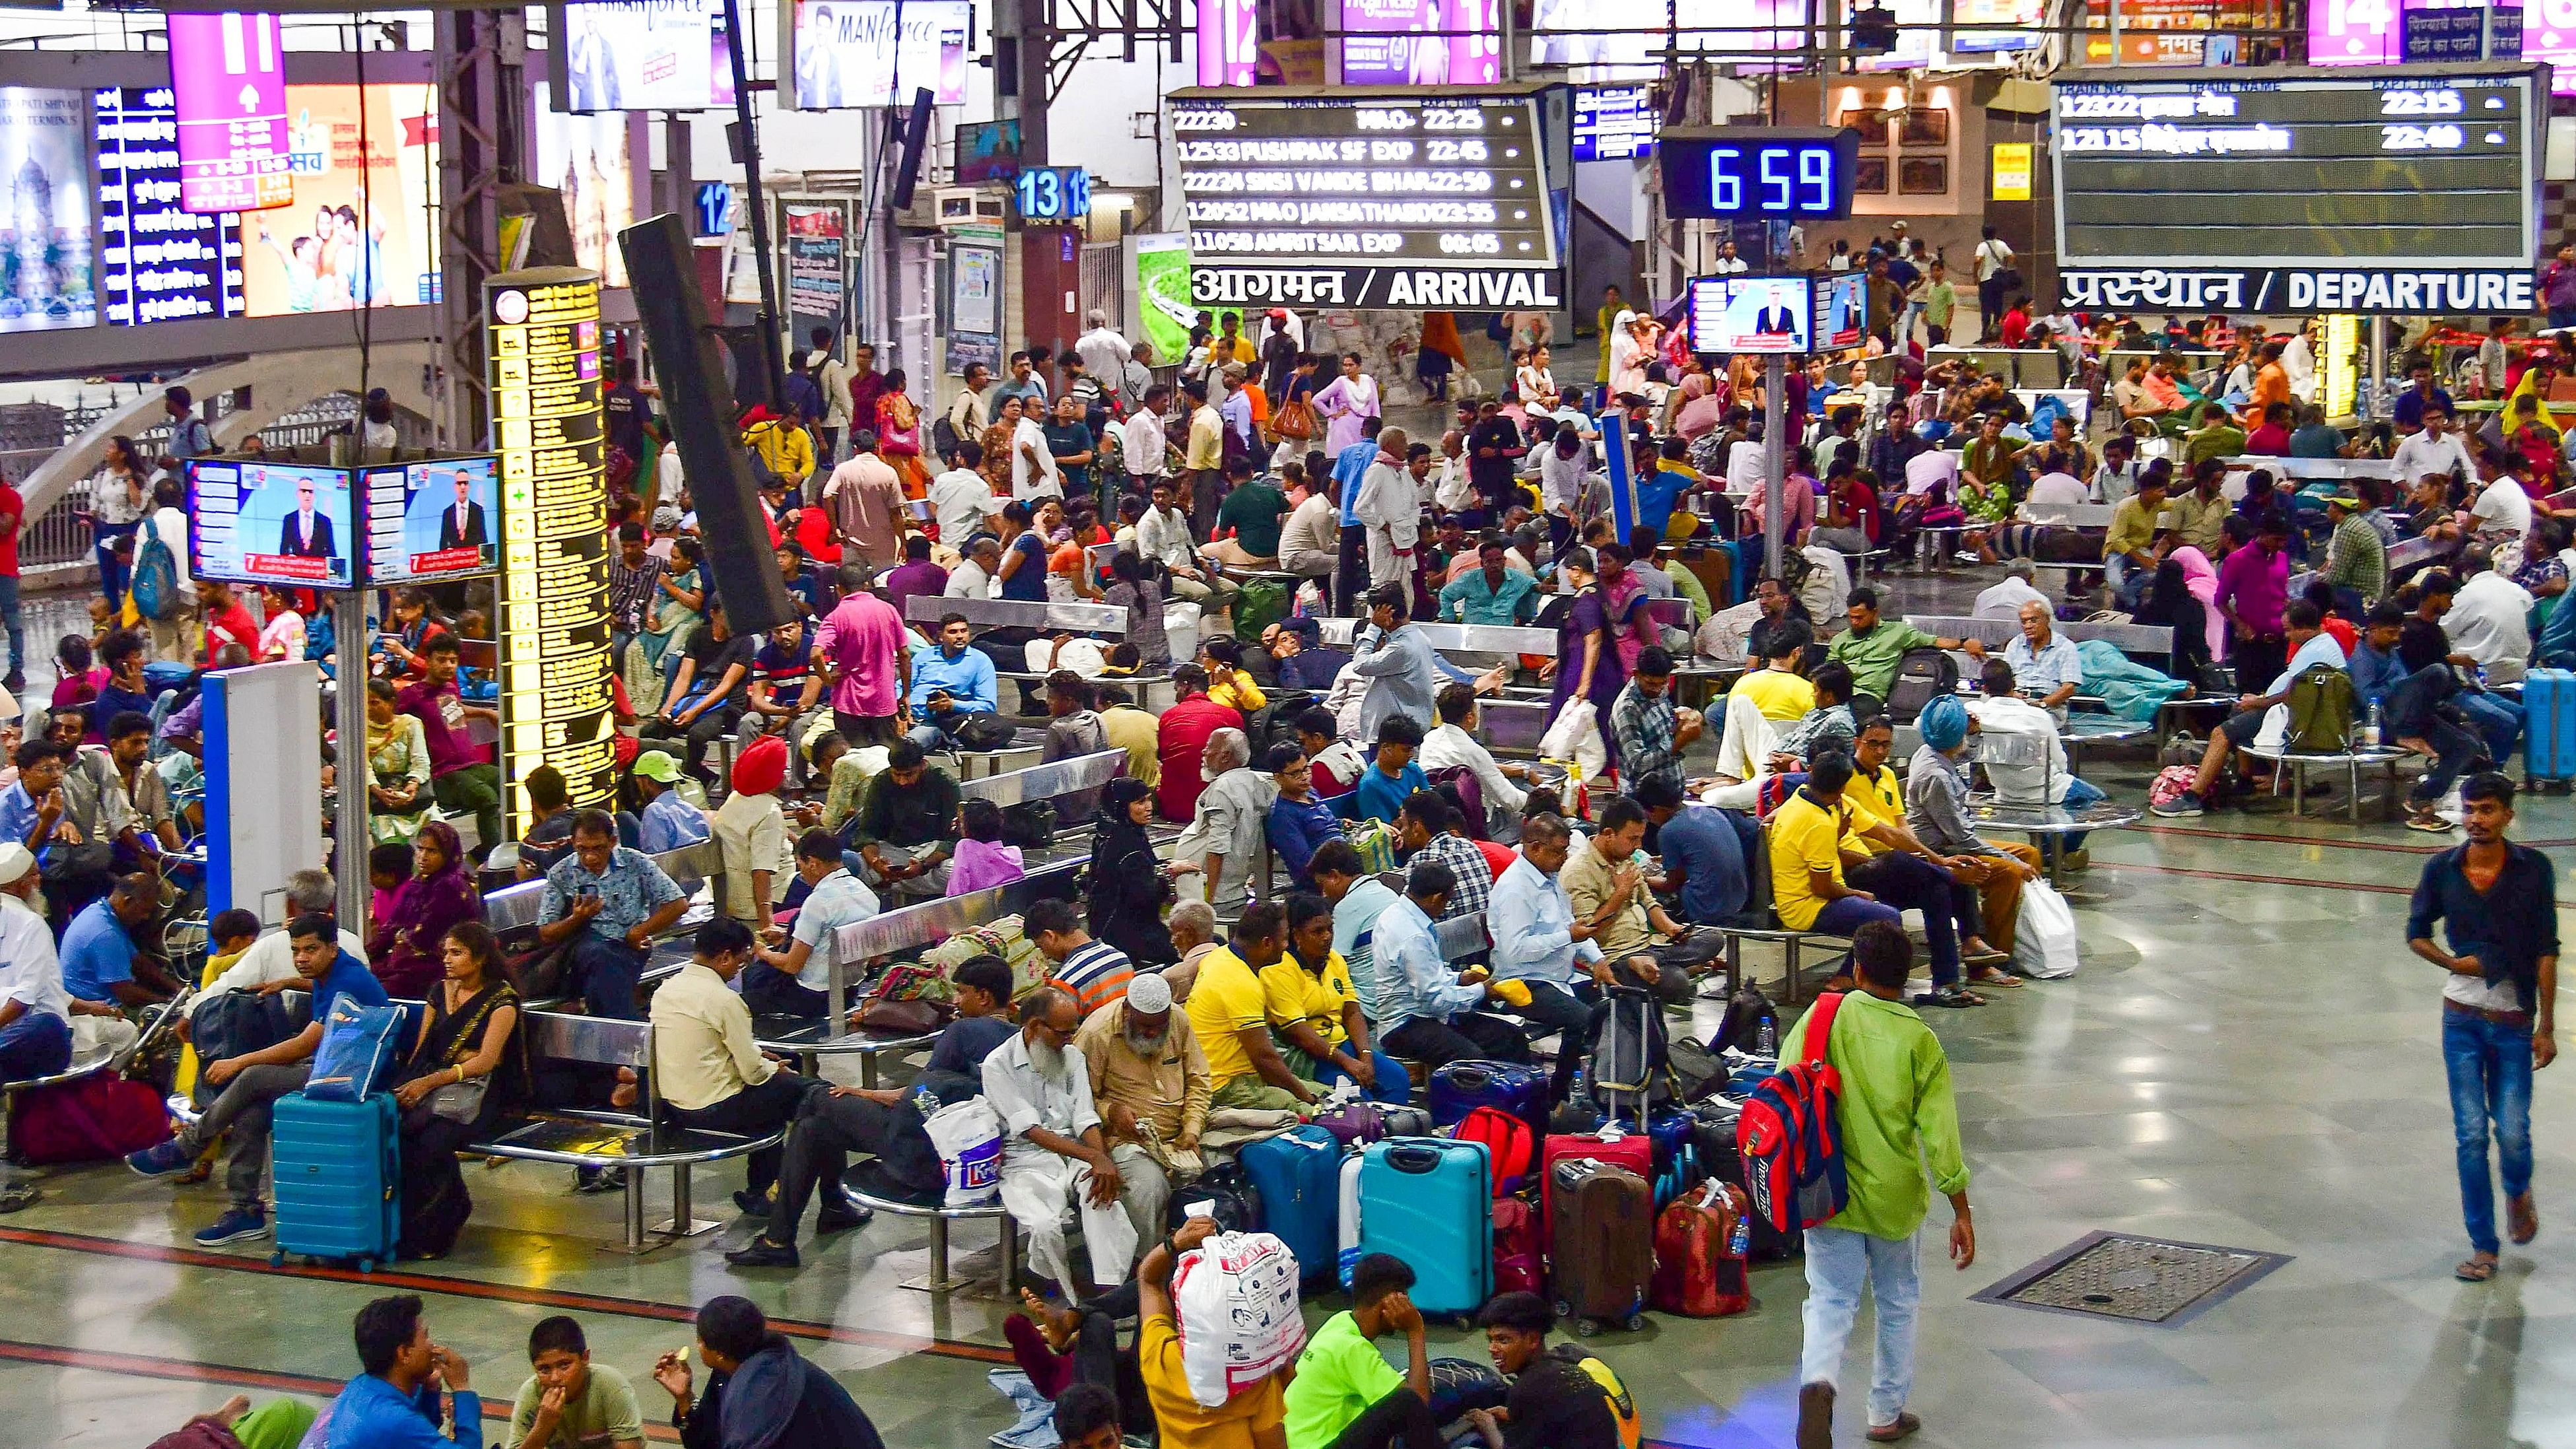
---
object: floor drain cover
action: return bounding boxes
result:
[1973,1232,2290,1327]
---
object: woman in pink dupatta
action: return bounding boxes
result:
[2169,545,2228,661]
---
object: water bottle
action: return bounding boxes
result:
[2362,700,2383,748]
[1569,1061,1589,1104]
[912,1083,941,1119]
[1753,1010,1779,1058]
[1729,1213,1753,1258]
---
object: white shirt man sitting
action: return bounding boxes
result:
[1418,683,1528,836]
[984,986,1143,1295]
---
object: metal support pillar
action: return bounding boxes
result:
[436,11,523,449]
[331,590,372,930]
[2367,317,2387,424]
[1013,0,1053,162]
[721,0,787,413]
[1763,354,1786,580]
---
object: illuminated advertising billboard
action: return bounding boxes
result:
[168,13,293,215]
[362,455,501,586]
[487,268,617,828]
[248,84,440,316]
[554,0,720,112]
[785,0,971,109]
[532,85,637,287]
[97,84,247,325]
[187,458,358,588]
[0,87,96,335]
[1338,0,1501,84]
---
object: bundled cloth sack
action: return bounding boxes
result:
[1171,1230,1307,1407]
[2076,638,2189,722]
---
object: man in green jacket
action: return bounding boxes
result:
[1792,920,1977,1449]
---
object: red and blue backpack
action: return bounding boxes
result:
[1735,992,1850,1235]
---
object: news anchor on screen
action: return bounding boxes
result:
[436,472,489,550]
[277,478,337,561]
[1753,286,1798,337]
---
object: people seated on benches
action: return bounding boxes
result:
[2101,466,2172,613]
[894,955,1019,1108]
[1308,840,1402,1023]
[1350,716,1431,828]
[1069,969,1210,1253]
[1489,812,1619,1103]
[1975,558,2049,621]
[1268,893,1409,1106]
[2004,601,2084,724]
[0,844,79,1083]
[1200,639,1268,716]
[1773,661,1862,773]
[1439,536,1541,626]
[129,913,392,1248]
[1396,790,1492,921]
[632,751,711,854]
[399,634,504,858]
[2151,599,2346,818]
[1561,798,1700,1004]
[906,614,1003,753]
[1423,684,1531,840]
[1036,672,1110,818]
[368,821,479,999]
[1827,588,1987,703]
[1698,575,1812,668]
[1768,753,1940,995]
[1283,1253,1444,1449]
[1184,902,1328,1112]
[745,830,880,1020]
[642,597,756,782]
[1611,648,1704,799]
[1632,776,1752,930]
[60,871,182,1008]
[1157,665,1237,823]
[2387,619,2495,834]
[1268,743,1347,891]
[508,1316,646,1449]
[2441,547,2534,687]
[660,1295,887,1448]
[1083,778,1184,970]
[986,985,1142,1297]
[1969,659,2108,815]
[1295,708,1366,801]
[322,1295,483,1448]
[949,799,1027,898]
[654,918,812,1219]
[1373,859,1532,1070]
[1843,715,2019,995]
[1027,896,1134,1019]
[537,811,692,1019]
[850,740,961,902]
[1905,697,2047,957]
[389,922,529,1261]
[1173,727,1274,914]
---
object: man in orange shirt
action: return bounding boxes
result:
[2241,339,2291,428]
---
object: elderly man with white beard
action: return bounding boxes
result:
[1172,727,1276,914]
[1071,971,1213,1252]
[985,987,1141,1295]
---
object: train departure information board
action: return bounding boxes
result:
[1167,83,1569,310]
[2053,64,2543,314]
[486,267,617,830]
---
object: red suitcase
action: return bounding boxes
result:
[1541,1128,1652,1229]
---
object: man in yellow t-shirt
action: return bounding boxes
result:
[1731,636,1817,723]
[1183,901,1322,1112]
[1138,1217,1291,1448]
[1767,753,1906,994]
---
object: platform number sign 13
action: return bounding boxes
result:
[1015,166,1092,222]
[1656,127,1861,222]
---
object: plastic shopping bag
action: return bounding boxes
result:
[924,1098,1004,1207]
[1538,698,1609,781]
[302,995,405,1102]
[2011,879,2080,980]
[1170,1230,1307,1407]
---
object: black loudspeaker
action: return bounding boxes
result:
[616,213,799,638]
[891,88,935,211]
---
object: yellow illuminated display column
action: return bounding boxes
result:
[487,266,618,832]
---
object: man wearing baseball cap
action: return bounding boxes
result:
[2319,490,2389,618]
[632,751,709,855]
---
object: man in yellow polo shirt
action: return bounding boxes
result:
[1262,894,1408,1104]
[1768,752,1907,994]
[1183,900,1322,1112]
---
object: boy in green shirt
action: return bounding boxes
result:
[1790,920,1977,1449]
[1283,1253,1441,1448]
[510,1316,644,1449]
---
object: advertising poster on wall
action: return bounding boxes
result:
[1133,234,1193,362]
[1336,0,1499,83]
[532,84,636,288]
[168,12,292,215]
[555,0,718,112]
[97,84,246,326]
[782,199,848,333]
[947,223,1001,375]
[0,87,95,335]
[787,0,971,109]
[246,84,440,316]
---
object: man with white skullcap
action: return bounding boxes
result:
[0,843,74,1095]
[1072,968,1211,1252]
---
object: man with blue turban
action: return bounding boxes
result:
[1903,695,2047,955]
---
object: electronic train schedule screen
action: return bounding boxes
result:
[2052,64,2545,315]
[1169,84,1569,312]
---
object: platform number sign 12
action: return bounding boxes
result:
[1015,166,1092,222]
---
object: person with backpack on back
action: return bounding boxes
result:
[1784,920,1974,1449]
[2151,599,2347,818]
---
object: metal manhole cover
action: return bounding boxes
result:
[1973,1232,2290,1327]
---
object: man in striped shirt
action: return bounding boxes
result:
[1028,897,1134,1016]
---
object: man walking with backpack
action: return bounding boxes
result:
[1785,920,1974,1448]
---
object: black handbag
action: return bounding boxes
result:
[1000,800,1058,849]
[951,713,1019,751]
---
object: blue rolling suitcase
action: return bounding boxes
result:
[1237,1124,1341,1284]
[270,1092,399,1271]
[1428,1060,1547,1133]
[1358,1138,1493,1317]
[2523,669,2576,786]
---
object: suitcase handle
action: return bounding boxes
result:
[1383,1143,1448,1174]
[1445,1066,1493,1091]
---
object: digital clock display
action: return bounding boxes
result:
[1014,166,1091,221]
[1655,127,1861,221]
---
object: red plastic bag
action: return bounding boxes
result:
[1650,1180,1751,1317]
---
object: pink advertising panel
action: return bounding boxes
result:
[169,12,292,215]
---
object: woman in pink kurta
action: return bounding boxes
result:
[1311,353,1381,455]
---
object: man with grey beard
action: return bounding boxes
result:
[1072,970,1212,1251]
[986,987,1141,1294]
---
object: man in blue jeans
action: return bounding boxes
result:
[2407,771,2558,1283]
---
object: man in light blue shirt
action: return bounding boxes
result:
[906,614,1000,751]
[632,751,711,854]
[318,1295,483,1448]
[1485,815,1611,1103]
[1437,541,1540,626]
[1218,367,1256,454]
[2001,601,2084,718]
[1352,586,1448,747]
[747,829,879,1017]
[1310,839,1402,1019]
[1370,859,1531,1071]
[0,739,66,850]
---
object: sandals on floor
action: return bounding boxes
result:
[1967,967,2023,988]
[1918,986,1987,1008]
[2406,815,2455,834]
[2456,1256,2499,1282]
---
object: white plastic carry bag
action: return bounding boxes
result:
[1170,1230,1307,1407]
[924,1098,1004,1207]
[2011,879,2080,980]
[1538,698,1609,780]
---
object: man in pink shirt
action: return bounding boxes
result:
[813,562,912,747]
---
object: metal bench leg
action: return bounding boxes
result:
[860,1053,880,1091]
[623,1171,647,1252]
[930,1215,953,1285]
[651,1164,723,1239]
[1000,1213,1019,1292]
[2349,757,2364,825]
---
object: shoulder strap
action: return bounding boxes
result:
[1801,992,1846,1069]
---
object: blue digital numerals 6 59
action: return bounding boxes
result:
[1657,127,1860,222]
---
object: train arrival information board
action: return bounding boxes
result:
[486,267,617,830]
[2052,63,2544,314]
[1168,83,1569,311]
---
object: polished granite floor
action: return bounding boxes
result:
[8,582,2576,1446]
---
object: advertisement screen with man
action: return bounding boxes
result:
[187,459,358,588]
[1689,274,1812,354]
[364,455,500,585]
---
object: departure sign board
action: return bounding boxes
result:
[486,268,617,830]
[1168,84,1570,311]
[96,84,245,325]
[2054,64,2544,314]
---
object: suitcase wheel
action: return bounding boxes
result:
[1553,1298,1573,1320]
[357,1258,376,1274]
[1623,1313,1646,1332]
[1575,1318,1598,1337]
[267,1252,283,1268]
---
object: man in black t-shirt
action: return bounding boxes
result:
[640,598,758,778]
[1465,399,1524,523]
[1464,1293,1628,1449]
